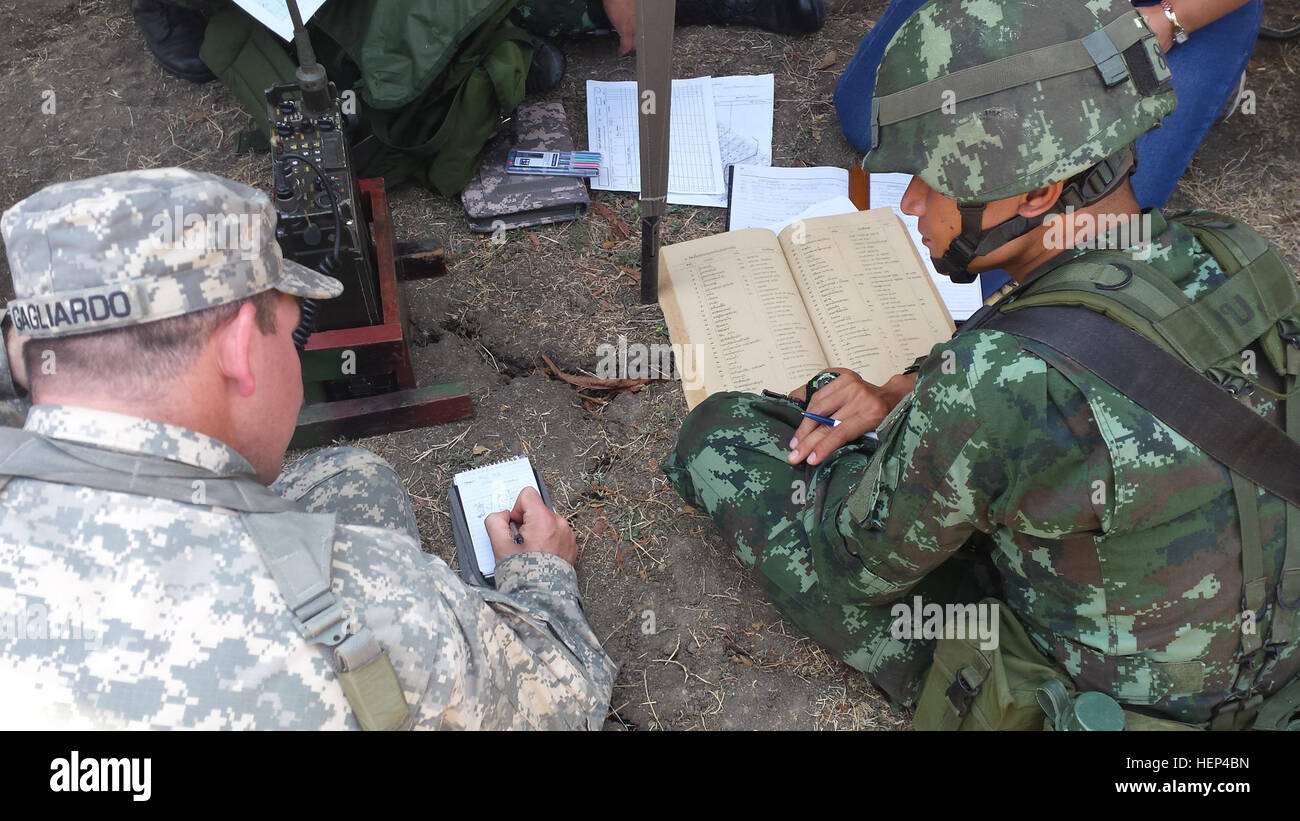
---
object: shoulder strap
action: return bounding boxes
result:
[1002,215,1300,378]
[241,512,415,731]
[0,427,297,512]
[981,304,1300,727]
[978,305,1300,508]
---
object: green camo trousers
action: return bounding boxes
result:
[664,391,997,706]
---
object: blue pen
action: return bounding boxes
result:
[802,411,841,428]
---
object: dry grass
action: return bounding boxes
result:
[2,0,1297,731]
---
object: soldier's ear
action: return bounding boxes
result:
[1019,181,1065,218]
[214,302,258,398]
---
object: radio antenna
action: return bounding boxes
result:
[285,0,331,113]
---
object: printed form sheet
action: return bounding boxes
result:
[587,77,726,198]
[727,165,850,231]
[673,74,775,208]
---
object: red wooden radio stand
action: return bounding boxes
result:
[290,177,473,448]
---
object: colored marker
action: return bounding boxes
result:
[802,411,841,428]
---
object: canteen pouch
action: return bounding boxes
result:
[914,598,1210,730]
[913,599,1060,730]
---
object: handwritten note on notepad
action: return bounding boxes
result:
[453,455,540,579]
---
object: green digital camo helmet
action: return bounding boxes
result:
[862,0,1178,282]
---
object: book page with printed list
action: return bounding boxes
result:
[778,208,954,385]
[659,229,829,408]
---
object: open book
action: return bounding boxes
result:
[659,207,955,409]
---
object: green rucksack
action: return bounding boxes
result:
[198,0,533,196]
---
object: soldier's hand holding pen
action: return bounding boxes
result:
[785,368,918,466]
[485,486,578,565]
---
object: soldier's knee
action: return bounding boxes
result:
[676,391,766,453]
[274,446,402,502]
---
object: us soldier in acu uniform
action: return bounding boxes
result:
[0,168,616,730]
[666,0,1300,730]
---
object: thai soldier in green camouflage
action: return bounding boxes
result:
[0,168,616,730]
[666,0,1300,727]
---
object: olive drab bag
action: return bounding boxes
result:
[198,0,533,196]
[914,211,1300,731]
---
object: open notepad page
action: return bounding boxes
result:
[868,173,984,320]
[453,455,540,579]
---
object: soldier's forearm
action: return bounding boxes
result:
[491,552,616,720]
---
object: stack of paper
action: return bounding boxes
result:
[586,74,774,207]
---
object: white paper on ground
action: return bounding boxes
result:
[727,165,849,231]
[869,173,984,321]
[765,195,860,235]
[232,0,328,41]
[671,74,775,208]
[587,77,725,196]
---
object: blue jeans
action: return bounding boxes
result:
[834,0,1264,297]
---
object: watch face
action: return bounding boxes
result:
[809,371,839,391]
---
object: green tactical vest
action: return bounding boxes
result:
[0,428,415,731]
[198,0,533,196]
[914,210,1300,731]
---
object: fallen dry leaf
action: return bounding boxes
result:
[592,200,631,239]
[540,352,667,393]
[471,444,490,456]
[815,50,838,70]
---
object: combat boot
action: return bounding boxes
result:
[526,38,566,96]
[132,0,216,84]
[675,0,826,34]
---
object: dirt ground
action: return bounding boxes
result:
[1,1,1297,730]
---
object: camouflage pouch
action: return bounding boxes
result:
[461,100,590,232]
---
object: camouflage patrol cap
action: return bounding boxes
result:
[861,0,1177,203]
[1,168,343,339]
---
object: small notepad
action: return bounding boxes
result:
[452,455,541,580]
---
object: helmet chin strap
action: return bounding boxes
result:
[929,146,1138,283]
[931,206,1047,284]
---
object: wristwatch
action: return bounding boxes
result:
[1160,1,1189,45]
[805,370,839,402]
